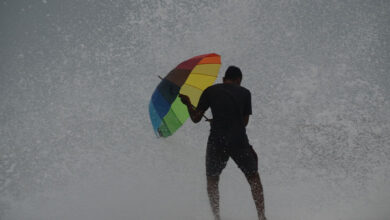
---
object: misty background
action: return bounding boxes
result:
[1,0,389,219]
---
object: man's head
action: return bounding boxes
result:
[223,66,242,85]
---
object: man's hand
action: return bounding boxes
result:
[179,94,191,106]
[178,94,204,123]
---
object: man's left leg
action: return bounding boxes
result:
[205,136,229,220]
[207,175,221,220]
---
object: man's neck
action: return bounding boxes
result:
[223,80,240,85]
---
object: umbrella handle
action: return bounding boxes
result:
[158,75,211,122]
[202,113,210,121]
[189,104,210,122]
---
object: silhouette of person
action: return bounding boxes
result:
[180,66,266,220]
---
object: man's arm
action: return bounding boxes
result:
[243,89,252,127]
[179,94,205,123]
[244,115,249,127]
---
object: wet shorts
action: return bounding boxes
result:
[206,134,258,177]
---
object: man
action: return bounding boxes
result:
[179,66,266,220]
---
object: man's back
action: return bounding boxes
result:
[197,83,252,146]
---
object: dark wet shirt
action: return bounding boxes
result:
[196,83,252,147]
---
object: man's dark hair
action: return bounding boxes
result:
[224,66,242,80]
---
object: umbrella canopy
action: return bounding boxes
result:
[149,53,221,137]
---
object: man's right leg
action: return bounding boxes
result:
[207,175,221,220]
[245,172,266,220]
[230,145,266,220]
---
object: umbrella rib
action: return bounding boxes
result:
[183,83,204,92]
[169,106,184,124]
[190,72,218,77]
[160,118,172,135]
[196,63,221,66]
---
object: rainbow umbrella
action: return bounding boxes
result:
[149,53,221,137]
